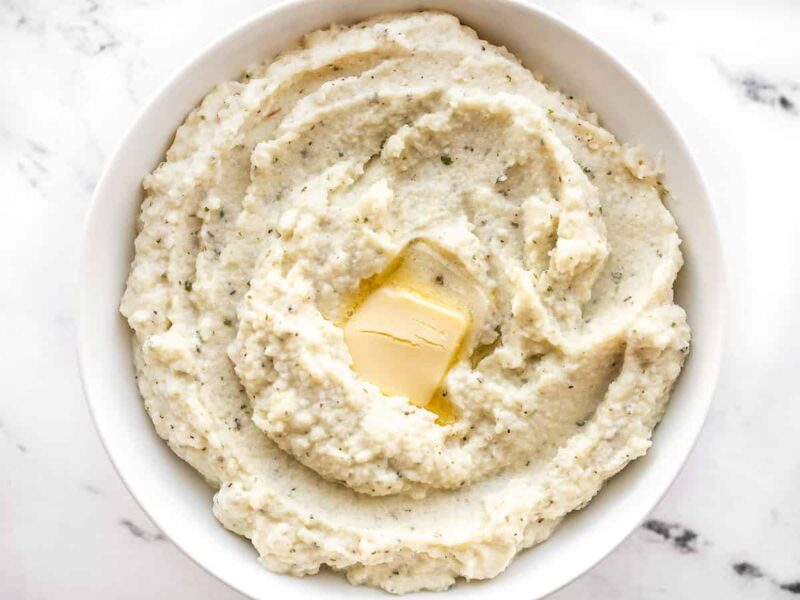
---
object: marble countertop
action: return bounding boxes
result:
[2,0,799,597]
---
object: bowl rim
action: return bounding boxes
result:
[77,0,725,598]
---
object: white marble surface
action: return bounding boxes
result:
[2,0,799,597]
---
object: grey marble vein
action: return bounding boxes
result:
[715,58,799,114]
[0,127,56,195]
[0,417,28,453]
[51,0,122,55]
[81,483,104,496]
[641,519,699,553]
[731,560,800,595]
[638,520,800,596]
[119,519,166,543]
[0,0,43,34]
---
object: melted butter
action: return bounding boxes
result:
[339,242,470,325]
[341,241,470,424]
[426,390,457,425]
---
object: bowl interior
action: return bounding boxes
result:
[78,0,724,598]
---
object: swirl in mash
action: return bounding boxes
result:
[121,12,690,594]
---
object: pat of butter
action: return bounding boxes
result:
[344,286,468,407]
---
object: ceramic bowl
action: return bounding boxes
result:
[78,1,725,598]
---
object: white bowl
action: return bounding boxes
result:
[77,0,725,598]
